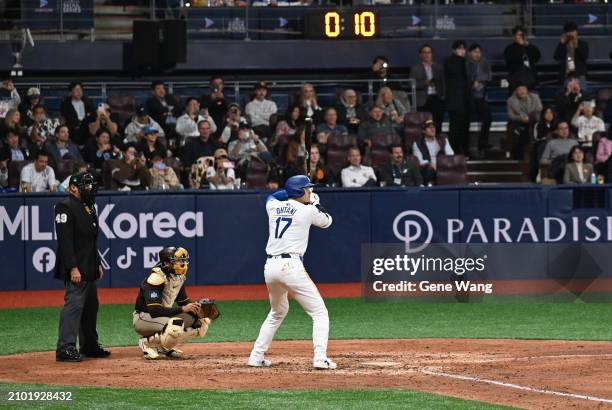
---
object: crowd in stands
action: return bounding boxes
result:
[0,21,611,193]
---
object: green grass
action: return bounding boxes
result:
[0,384,510,409]
[1,299,612,355]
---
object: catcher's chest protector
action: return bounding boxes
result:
[162,274,187,307]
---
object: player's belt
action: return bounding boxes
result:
[267,253,303,261]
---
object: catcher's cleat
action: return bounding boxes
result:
[139,338,159,360]
[313,358,337,370]
[158,346,183,358]
[248,356,272,367]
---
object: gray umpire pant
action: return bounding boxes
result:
[57,281,99,351]
[133,311,195,338]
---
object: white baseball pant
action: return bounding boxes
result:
[251,257,329,361]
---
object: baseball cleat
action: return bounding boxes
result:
[313,358,337,370]
[158,347,183,359]
[248,356,272,367]
[139,338,159,360]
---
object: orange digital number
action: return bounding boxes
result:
[324,12,341,38]
[359,11,376,37]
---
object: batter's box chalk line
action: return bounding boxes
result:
[420,369,612,404]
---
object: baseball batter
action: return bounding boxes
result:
[248,175,336,370]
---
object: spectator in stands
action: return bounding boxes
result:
[182,120,218,170]
[175,97,217,143]
[220,103,248,145]
[371,56,390,88]
[27,105,60,145]
[444,40,470,156]
[206,148,236,190]
[282,125,308,180]
[316,107,348,159]
[228,122,269,172]
[376,86,408,127]
[60,82,95,146]
[1,129,28,161]
[341,146,376,188]
[245,81,277,141]
[554,74,590,124]
[150,154,180,190]
[83,128,121,170]
[466,43,492,155]
[59,160,87,192]
[540,121,578,182]
[88,103,119,141]
[504,26,541,92]
[297,83,323,124]
[110,143,151,191]
[124,106,165,144]
[274,105,302,141]
[18,87,42,127]
[412,120,454,185]
[0,150,8,189]
[530,107,558,182]
[563,146,592,184]
[20,150,57,192]
[335,89,363,134]
[0,79,21,120]
[137,127,167,164]
[200,75,228,132]
[308,144,331,185]
[46,125,82,169]
[507,83,542,160]
[357,106,396,149]
[596,130,612,182]
[554,21,589,87]
[381,144,423,187]
[145,80,179,133]
[1,109,25,140]
[571,100,605,150]
[409,44,445,133]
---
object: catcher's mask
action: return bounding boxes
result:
[159,246,190,275]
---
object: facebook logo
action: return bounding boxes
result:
[33,247,56,274]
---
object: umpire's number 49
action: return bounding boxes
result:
[55,213,68,224]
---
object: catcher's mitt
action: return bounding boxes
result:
[197,298,220,321]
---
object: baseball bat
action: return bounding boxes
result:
[304,117,313,177]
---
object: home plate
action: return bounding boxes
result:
[362,361,402,367]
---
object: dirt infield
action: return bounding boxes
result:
[1,339,612,409]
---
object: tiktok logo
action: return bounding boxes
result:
[32,247,56,273]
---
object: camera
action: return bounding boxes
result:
[213,87,220,93]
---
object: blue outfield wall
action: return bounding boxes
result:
[0,185,611,291]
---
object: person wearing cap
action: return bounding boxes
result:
[18,86,41,127]
[554,21,589,86]
[124,106,165,144]
[412,119,454,185]
[220,103,249,145]
[228,122,268,168]
[60,82,96,146]
[507,83,542,160]
[137,126,167,164]
[245,81,277,141]
[54,172,109,362]
[175,97,217,142]
[443,40,470,156]
[0,79,21,120]
[571,100,605,149]
[206,148,236,190]
[110,143,152,191]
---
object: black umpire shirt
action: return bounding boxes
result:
[54,195,100,282]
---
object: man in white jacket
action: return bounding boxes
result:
[245,81,277,140]
[571,100,606,148]
[175,97,217,144]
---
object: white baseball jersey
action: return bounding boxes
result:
[265,197,332,256]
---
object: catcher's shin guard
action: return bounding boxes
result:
[139,337,160,360]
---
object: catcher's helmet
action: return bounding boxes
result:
[285,175,315,199]
[159,246,190,275]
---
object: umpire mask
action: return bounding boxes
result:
[70,172,98,207]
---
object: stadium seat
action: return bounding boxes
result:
[370,147,390,170]
[327,133,354,149]
[596,88,612,117]
[55,159,75,183]
[371,134,400,148]
[326,147,348,174]
[246,159,269,189]
[436,155,467,185]
[107,95,136,127]
[403,112,432,149]
[8,161,32,189]
[102,159,118,190]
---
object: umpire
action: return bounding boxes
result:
[54,172,110,362]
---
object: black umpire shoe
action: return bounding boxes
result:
[56,346,82,362]
[80,345,111,358]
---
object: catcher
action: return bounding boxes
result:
[133,246,219,359]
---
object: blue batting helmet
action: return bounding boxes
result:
[285,175,315,199]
